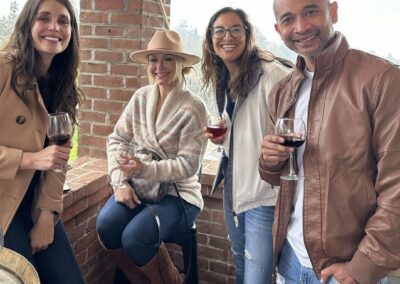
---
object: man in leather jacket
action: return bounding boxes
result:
[259,0,400,283]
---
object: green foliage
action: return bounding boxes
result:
[0,0,19,48]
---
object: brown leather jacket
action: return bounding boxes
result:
[259,33,400,284]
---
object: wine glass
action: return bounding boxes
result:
[207,113,228,157]
[47,112,73,172]
[275,118,306,180]
[110,142,137,189]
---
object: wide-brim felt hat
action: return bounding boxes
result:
[130,30,200,66]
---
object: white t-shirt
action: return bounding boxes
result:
[286,68,313,267]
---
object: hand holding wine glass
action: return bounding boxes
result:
[47,112,73,172]
[206,113,228,156]
[275,118,306,180]
[110,142,137,189]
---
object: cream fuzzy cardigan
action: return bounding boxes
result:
[107,83,208,210]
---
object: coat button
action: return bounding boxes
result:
[16,115,26,124]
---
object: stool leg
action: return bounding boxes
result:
[182,228,198,284]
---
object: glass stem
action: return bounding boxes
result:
[288,152,296,177]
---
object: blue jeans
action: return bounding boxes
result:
[96,194,200,266]
[223,173,275,284]
[278,240,388,284]
[5,211,84,284]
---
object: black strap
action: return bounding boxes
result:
[146,182,193,282]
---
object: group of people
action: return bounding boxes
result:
[0,0,399,284]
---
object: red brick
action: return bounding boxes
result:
[95,50,124,62]
[142,1,158,14]
[80,11,108,24]
[62,198,88,222]
[94,100,124,113]
[92,124,114,136]
[110,13,141,25]
[78,111,106,123]
[81,37,109,49]
[126,77,141,88]
[95,26,125,37]
[80,135,107,148]
[80,49,92,61]
[79,74,92,85]
[79,24,92,36]
[68,222,87,243]
[109,113,122,125]
[75,230,97,254]
[109,89,134,101]
[80,62,108,74]
[93,76,124,88]
[127,1,141,11]
[81,87,107,99]
[95,0,124,10]
[88,186,111,206]
[110,38,140,50]
[80,0,91,10]
[111,64,139,75]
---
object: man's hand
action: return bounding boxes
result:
[29,209,55,254]
[114,183,141,209]
[261,134,293,167]
[321,263,357,284]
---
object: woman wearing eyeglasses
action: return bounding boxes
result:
[202,7,292,284]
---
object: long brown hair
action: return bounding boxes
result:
[2,0,84,124]
[201,7,276,100]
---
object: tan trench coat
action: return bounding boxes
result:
[0,55,64,234]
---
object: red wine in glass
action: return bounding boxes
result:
[275,118,307,180]
[280,134,305,148]
[47,112,73,172]
[206,125,227,138]
[49,133,72,146]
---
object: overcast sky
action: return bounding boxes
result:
[1,0,399,59]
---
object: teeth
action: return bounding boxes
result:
[221,44,236,50]
[43,36,60,42]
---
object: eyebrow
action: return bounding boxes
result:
[36,10,70,19]
[278,4,320,22]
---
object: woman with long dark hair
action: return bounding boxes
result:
[0,0,84,283]
[202,7,291,283]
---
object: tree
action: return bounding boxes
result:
[0,0,19,48]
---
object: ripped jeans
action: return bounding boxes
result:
[223,181,275,284]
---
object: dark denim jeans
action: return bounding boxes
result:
[96,194,200,266]
[5,214,84,284]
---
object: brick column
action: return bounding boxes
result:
[78,0,170,158]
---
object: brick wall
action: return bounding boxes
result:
[78,0,170,158]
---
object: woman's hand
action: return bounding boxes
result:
[203,127,225,145]
[20,141,72,171]
[114,182,141,209]
[119,155,143,178]
[29,209,55,254]
[261,135,293,167]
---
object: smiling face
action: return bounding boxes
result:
[274,0,337,61]
[147,53,178,89]
[211,11,246,69]
[31,0,71,67]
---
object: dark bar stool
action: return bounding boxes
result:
[166,223,198,284]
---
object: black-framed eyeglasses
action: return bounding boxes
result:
[210,25,247,39]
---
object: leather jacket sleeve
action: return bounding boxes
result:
[345,65,400,283]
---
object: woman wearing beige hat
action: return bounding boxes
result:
[96,30,207,283]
